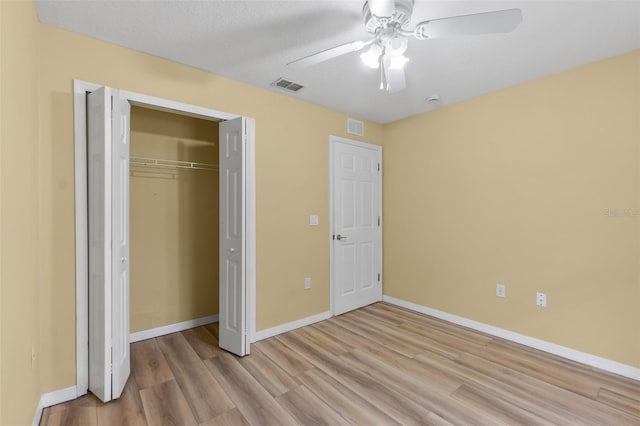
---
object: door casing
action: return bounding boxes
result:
[73,80,257,397]
[329,135,383,316]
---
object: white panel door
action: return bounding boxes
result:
[110,90,131,399]
[219,117,248,356]
[332,138,382,315]
[87,87,112,402]
[87,87,131,402]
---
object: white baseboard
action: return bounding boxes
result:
[383,295,640,382]
[253,310,332,342]
[130,314,219,343]
[33,386,77,426]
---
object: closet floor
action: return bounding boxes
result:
[40,302,640,425]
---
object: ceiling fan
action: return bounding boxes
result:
[287,0,522,93]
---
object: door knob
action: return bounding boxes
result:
[230,248,235,253]
[336,234,347,241]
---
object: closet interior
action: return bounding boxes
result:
[129,106,219,334]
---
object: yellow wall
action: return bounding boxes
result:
[0,1,42,425]
[3,2,638,421]
[130,106,219,332]
[37,22,383,394]
[1,3,4,422]
[382,50,640,368]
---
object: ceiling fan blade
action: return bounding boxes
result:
[414,8,522,40]
[386,68,406,93]
[287,40,370,70]
[368,0,395,18]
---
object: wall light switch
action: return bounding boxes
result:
[309,215,319,226]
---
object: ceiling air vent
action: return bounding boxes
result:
[271,78,304,92]
[347,118,364,136]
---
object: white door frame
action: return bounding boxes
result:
[329,135,383,315]
[73,80,257,396]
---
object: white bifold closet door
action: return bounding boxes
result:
[87,91,249,402]
[218,117,249,356]
[87,86,131,402]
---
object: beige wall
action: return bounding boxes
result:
[1,3,4,422]
[382,50,640,368]
[37,22,383,394]
[130,106,219,332]
[0,1,42,425]
[3,2,639,422]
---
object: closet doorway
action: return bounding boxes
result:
[129,106,220,341]
[73,81,256,402]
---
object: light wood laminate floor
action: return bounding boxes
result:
[41,303,640,425]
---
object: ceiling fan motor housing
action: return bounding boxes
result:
[363,0,415,33]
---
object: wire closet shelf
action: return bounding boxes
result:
[130,156,218,172]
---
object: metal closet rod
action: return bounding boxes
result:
[130,156,218,171]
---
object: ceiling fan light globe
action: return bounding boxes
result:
[360,51,381,68]
[388,36,408,54]
[360,44,383,68]
[389,53,409,70]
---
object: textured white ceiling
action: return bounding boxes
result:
[36,1,640,124]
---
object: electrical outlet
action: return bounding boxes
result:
[305,277,311,289]
[496,284,506,298]
[309,215,319,226]
[536,292,547,307]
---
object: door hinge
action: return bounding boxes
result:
[378,163,380,172]
[378,273,381,282]
[378,216,380,227]
[332,234,335,240]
